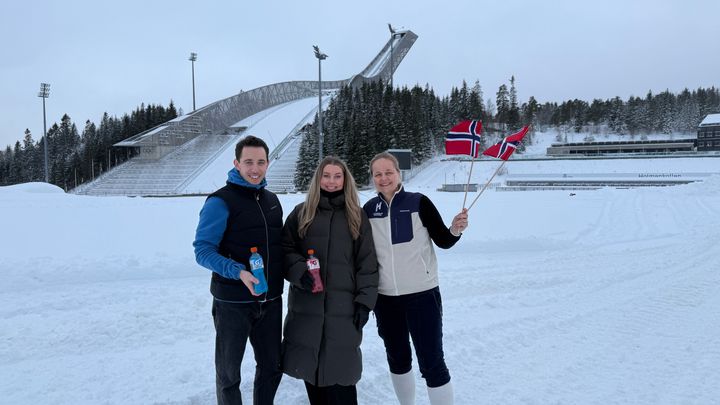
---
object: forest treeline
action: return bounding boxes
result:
[2,78,718,190]
[294,79,720,188]
[0,103,177,188]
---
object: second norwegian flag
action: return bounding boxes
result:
[467,125,531,211]
[482,125,530,160]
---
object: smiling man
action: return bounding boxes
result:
[193,135,284,405]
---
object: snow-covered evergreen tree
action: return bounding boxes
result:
[495,84,510,129]
[508,76,520,129]
[294,127,319,191]
[653,90,676,134]
[460,79,485,125]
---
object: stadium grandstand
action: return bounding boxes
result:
[546,138,696,156]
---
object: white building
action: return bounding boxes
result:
[698,113,720,151]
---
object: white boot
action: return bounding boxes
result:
[427,382,454,405]
[390,370,416,405]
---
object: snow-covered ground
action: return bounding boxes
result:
[2,155,720,404]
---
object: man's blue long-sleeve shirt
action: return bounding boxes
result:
[193,196,243,279]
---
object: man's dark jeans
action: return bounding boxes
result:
[212,297,283,405]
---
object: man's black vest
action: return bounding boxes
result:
[208,182,283,302]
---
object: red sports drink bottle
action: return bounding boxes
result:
[306,249,324,293]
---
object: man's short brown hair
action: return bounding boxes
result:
[235,135,269,160]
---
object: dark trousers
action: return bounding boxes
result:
[212,297,283,405]
[373,287,451,388]
[304,381,358,405]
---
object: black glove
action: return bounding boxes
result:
[353,304,370,330]
[298,271,315,291]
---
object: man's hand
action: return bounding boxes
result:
[239,270,261,296]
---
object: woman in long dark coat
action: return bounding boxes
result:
[282,156,378,405]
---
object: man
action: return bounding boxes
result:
[193,135,284,405]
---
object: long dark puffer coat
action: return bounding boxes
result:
[281,193,378,387]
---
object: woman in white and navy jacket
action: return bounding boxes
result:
[363,152,468,405]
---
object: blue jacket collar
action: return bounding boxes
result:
[227,168,267,190]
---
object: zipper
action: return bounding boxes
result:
[384,195,399,295]
[255,192,269,302]
[317,209,332,386]
[326,210,334,287]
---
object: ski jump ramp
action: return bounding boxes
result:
[77,30,417,196]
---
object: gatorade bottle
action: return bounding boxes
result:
[306,249,324,293]
[249,247,268,294]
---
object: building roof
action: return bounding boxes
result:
[699,113,720,127]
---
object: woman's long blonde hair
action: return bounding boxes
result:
[298,156,363,240]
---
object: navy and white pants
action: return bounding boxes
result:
[373,287,451,388]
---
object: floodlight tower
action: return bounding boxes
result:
[189,52,197,111]
[313,45,328,162]
[38,83,50,182]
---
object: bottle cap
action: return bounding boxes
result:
[307,249,314,255]
[250,247,258,253]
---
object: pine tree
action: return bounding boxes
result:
[508,76,520,129]
[521,97,539,144]
[167,100,178,121]
[469,80,484,121]
[21,129,40,182]
[586,99,607,127]
[674,88,698,132]
[495,84,510,129]
[625,96,646,135]
[10,141,22,184]
[0,146,10,185]
[522,97,539,126]
[653,90,676,134]
[294,127,319,191]
[485,98,496,120]
[81,120,98,184]
[607,97,627,134]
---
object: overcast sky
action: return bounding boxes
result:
[1,0,718,149]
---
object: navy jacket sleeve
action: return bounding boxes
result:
[193,196,244,279]
[418,195,461,249]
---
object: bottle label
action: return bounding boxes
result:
[250,256,263,270]
[249,253,267,294]
[306,256,323,293]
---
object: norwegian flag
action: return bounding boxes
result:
[445,120,483,158]
[482,126,530,161]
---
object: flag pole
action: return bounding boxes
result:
[467,160,506,211]
[461,155,476,209]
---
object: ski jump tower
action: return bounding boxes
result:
[116,30,418,162]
